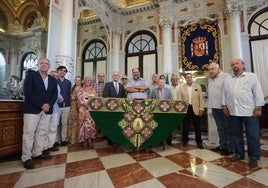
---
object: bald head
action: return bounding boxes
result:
[231,58,245,76]
[208,62,221,79]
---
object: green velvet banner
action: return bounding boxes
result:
[88,98,187,148]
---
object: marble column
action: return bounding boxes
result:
[226,1,244,59]
[55,0,74,80]
[9,50,17,77]
[112,31,120,72]
[160,17,173,76]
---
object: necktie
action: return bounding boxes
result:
[115,82,119,94]
[160,89,164,99]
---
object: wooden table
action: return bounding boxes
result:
[0,100,23,158]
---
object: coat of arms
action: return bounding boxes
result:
[191,36,209,57]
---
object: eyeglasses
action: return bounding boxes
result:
[121,78,127,80]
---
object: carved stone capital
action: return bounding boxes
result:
[225,1,245,17]
[159,17,174,29]
[55,55,74,74]
[113,29,121,37]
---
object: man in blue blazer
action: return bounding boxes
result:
[22,57,58,169]
[151,78,173,145]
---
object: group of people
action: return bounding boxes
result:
[208,59,264,168]
[21,58,129,169]
[21,57,264,169]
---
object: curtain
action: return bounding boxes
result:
[251,39,268,103]
[84,62,93,79]
[96,60,106,81]
[127,56,139,78]
[143,54,156,84]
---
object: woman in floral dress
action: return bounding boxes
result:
[67,76,82,145]
[77,76,97,147]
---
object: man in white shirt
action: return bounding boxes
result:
[222,58,264,168]
[170,74,180,100]
[208,62,232,155]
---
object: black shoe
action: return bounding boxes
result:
[23,159,35,169]
[249,159,257,168]
[211,146,223,151]
[182,142,188,147]
[42,149,50,155]
[32,153,52,160]
[54,142,60,147]
[49,146,59,152]
[220,149,233,156]
[166,139,172,145]
[230,154,244,161]
[197,143,204,149]
[61,141,69,146]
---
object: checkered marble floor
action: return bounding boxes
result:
[1,131,268,188]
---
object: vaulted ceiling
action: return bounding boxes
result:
[0,0,50,33]
[0,0,152,33]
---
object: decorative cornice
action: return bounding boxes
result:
[78,17,102,26]
[119,4,157,16]
[173,0,192,3]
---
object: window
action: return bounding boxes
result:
[22,52,38,70]
[21,52,37,79]
[125,30,157,83]
[82,39,107,81]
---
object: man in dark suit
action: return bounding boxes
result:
[151,79,172,99]
[103,71,126,145]
[151,78,173,145]
[22,57,58,169]
[103,71,126,98]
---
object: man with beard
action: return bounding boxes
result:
[222,58,264,168]
[125,68,149,99]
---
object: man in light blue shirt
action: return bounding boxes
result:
[208,62,233,155]
[222,58,264,168]
[125,68,148,99]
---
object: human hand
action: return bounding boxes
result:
[223,107,229,117]
[199,110,204,116]
[58,98,64,103]
[253,108,262,117]
[41,103,50,112]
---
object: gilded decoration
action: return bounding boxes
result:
[180,21,220,70]
[88,97,187,147]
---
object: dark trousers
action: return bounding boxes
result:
[182,105,202,144]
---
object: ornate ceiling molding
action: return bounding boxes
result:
[102,0,158,16]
